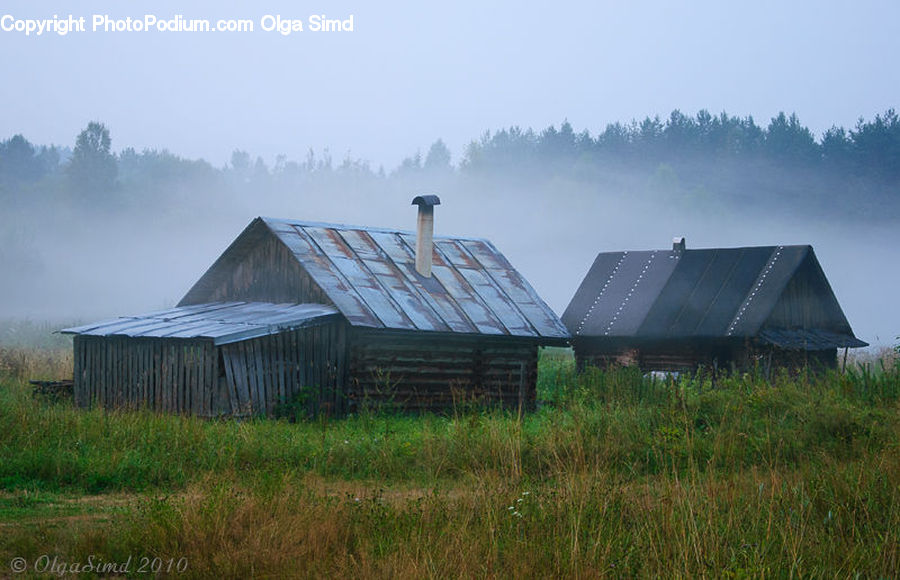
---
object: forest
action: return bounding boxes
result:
[1,109,898,341]
[2,109,899,223]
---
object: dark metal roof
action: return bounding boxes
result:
[61,302,341,345]
[563,244,866,348]
[182,217,569,341]
[758,329,868,350]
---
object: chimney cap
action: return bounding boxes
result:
[412,194,441,207]
[673,236,686,251]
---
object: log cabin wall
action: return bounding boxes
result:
[573,337,744,373]
[346,329,538,412]
[573,337,838,374]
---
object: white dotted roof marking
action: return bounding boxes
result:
[575,252,628,335]
[604,251,657,336]
[726,246,783,336]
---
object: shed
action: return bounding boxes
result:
[63,197,569,416]
[561,239,867,373]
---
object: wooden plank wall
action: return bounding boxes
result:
[765,256,849,333]
[73,325,543,418]
[73,336,215,415]
[184,230,331,306]
[220,321,347,417]
[347,330,538,412]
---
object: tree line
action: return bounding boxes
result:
[1,110,898,221]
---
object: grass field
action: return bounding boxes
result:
[0,344,898,577]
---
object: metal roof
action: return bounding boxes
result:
[758,328,868,350]
[181,217,569,341]
[563,244,866,347]
[61,302,341,345]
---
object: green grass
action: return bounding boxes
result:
[0,346,898,577]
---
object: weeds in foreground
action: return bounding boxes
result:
[0,346,898,576]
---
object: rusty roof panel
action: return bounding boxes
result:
[366,230,414,264]
[455,267,536,336]
[368,231,476,333]
[460,239,514,271]
[430,264,507,335]
[277,225,381,328]
[400,233,448,267]
[433,239,480,269]
[362,259,450,332]
[250,217,566,340]
[396,262,479,333]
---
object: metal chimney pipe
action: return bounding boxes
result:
[412,194,441,277]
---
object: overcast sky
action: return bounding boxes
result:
[2,0,898,168]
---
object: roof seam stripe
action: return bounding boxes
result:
[726,246,783,336]
[605,251,657,336]
[576,252,627,335]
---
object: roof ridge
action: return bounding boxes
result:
[260,216,491,243]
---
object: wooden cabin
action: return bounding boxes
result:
[561,238,867,374]
[63,197,569,416]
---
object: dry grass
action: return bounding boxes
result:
[0,345,898,577]
[3,455,897,578]
[0,345,72,381]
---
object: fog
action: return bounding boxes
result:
[2,162,896,348]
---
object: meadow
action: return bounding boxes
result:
[0,342,898,578]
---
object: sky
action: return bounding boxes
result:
[2,0,899,168]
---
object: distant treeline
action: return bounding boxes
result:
[1,110,899,221]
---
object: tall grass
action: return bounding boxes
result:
[0,346,898,576]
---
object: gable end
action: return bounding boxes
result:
[179,218,332,307]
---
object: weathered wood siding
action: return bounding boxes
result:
[73,322,349,417]
[347,330,538,412]
[73,335,216,415]
[220,322,347,416]
[74,326,541,417]
[766,255,848,332]
[181,225,330,306]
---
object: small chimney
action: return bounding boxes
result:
[673,236,686,255]
[412,194,441,277]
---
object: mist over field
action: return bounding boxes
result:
[1,115,898,347]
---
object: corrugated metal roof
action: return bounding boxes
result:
[563,244,866,347]
[61,302,341,345]
[183,217,569,340]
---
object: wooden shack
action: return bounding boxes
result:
[63,197,569,416]
[561,238,867,373]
